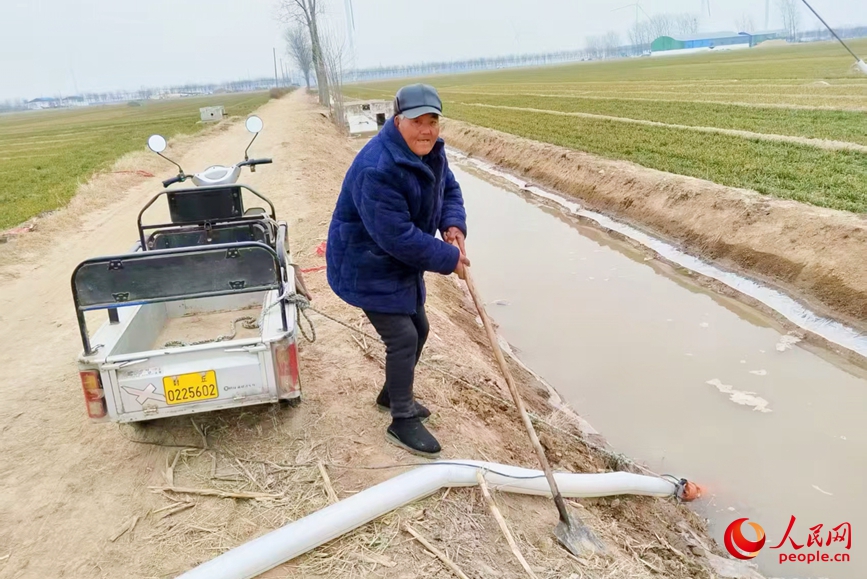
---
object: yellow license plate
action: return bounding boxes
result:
[163,371,219,405]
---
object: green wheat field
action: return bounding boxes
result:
[0,92,270,230]
[347,39,867,213]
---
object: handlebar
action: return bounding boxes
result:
[161,158,272,187]
[239,158,272,167]
[162,175,185,188]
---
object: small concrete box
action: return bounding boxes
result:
[344,99,393,136]
[200,106,225,122]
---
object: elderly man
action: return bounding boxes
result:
[326,84,469,457]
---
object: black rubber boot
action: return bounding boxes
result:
[376,387,431,420]
[386,417,441,457]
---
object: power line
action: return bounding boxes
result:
[799,0,861,62]
[273,47,279,88]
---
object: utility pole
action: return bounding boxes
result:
[70,66,79,96]
[273,48,279,88]
[344,0,356,55]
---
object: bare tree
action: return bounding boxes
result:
[647,13,675,40]
[628,20,652,51]
[585,35,603,59]
[284,26,313,88]
[626,11,698,53]
[736,13,757,33]
[602,31,621,58]
[778,0,801,41]
[277,0,329,105]
[674,13,699,35]
[321,26,348,131]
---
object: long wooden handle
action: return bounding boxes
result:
[455,248,572,524]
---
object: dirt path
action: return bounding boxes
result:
[0,98,307,578]
[461,102,867,153]
[0,92,730,579]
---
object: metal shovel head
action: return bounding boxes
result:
[555,512,607,558]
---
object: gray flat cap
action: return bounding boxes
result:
[393,84,443,118]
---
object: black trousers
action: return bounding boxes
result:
[363,303,430,419]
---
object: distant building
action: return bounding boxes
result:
[651,31,747,52]
[25,96,90,109]
[26,97,60,110]
[742,29,787,46]
[650,30,784,54]
[343,99,393,136]
[199,105,225,122]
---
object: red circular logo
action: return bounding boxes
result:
[724,518,766,560]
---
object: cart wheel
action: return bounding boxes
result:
[279,397,301,408]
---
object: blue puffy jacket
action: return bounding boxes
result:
[326,118,467,315]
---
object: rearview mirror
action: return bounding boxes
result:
[147,134,167,153]
[245,115,264,134]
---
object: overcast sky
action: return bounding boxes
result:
[2,0,865,100]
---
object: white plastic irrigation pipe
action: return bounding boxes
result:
[177,459,680,579]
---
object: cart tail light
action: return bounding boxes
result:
[80,370,107,420]
[273,339,300,397]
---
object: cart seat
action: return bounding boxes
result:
[148,222,271,250]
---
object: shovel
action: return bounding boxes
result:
[450,241,606,557]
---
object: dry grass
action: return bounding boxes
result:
[118,426,335,575]
[114,301,708,579]
[125,304,708,579]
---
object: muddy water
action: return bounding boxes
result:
[453,164,867,579]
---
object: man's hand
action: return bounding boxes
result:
[443,226,466,257]
[453,254,470,280]
[447,232,471,280]
[294,269,313,301]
